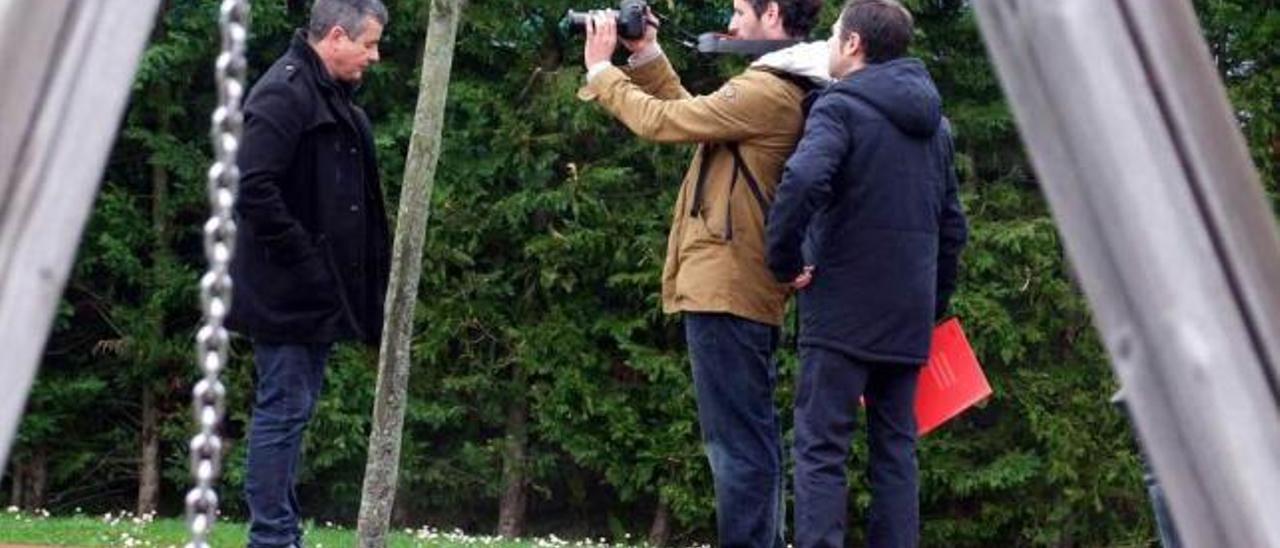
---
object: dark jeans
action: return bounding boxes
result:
[1143,457,1181,548]
[685,312,784,548]
[244,342,331,548]
[793,346,920,548]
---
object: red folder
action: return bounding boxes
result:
[914,318,991,435]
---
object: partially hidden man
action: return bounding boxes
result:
[767,1,969,546]
[578,1,827,546]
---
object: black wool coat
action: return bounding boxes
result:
[227,32,391,345]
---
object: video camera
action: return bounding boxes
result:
[561,0,650,41]
[562,0,799,58]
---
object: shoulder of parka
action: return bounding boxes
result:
[819,83,891,128]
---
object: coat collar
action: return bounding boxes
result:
[288,30,357,98]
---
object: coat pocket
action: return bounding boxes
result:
[316,234,369,341]
[254,252,338,314]
[681,215,729,252]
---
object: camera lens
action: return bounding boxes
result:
[561,1,648,39]
[562,10,588,34]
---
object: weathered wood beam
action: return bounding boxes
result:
[0,0,161,468]
[974,1,1280,546]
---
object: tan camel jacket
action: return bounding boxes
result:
[579,45,827,325]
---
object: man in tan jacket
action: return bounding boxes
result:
[580,2,827,545]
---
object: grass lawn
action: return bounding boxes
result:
[0,509,632,547]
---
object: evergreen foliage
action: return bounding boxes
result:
[6,0,1276,544]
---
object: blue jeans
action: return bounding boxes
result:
[793,346,920,548]
[244,343,331,548]
[685,312,784,548]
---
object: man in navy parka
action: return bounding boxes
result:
[765,1,968,546]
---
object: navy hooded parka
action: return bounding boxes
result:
[766,58,969,364]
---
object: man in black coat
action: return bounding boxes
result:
[765,1,968,546]
[226,1,390,546]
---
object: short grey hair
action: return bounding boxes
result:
[308,0,388,42]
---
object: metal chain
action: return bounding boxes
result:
[187,1,249,547]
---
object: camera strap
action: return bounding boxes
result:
[695,33,801,58]
[688,144,717,218]
[689,142,770,242]
[730,144,770,218]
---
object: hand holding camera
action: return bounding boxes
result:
[583,12,619,69]
[619,6,659,55]
[564,0,652,41]
[567,0,659,70]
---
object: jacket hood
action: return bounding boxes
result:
[834,58,941,138]
[751,41,834,87]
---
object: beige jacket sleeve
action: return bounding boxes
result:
[579,60,783,145]
[625,53,691,100]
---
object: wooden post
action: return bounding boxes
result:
[973,0,1280,545]
[356,1,465,545]
[0,0,161,469]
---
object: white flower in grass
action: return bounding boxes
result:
[5,506,17,513]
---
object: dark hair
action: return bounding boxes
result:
[747,0,824,39]
[837,0,913,63]
[308,0,389,42]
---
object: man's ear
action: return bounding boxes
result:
[843,32,862,59]
[325,25,347,44]
[764,1,782,27]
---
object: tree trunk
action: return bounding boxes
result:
[136,104,169,516]
[1272,135,1279,181]
[648,498,672,546]
[25,447,47,509]
[356,1,465,546]
[136,385,160,515]
[497,365,529,538]
[9,458,24,508]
